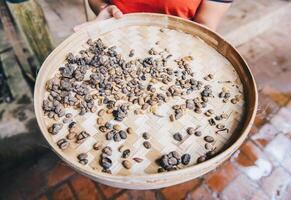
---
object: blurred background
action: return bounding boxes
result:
[0,0,290,199]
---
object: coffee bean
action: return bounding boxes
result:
[129,49,135,57]
[168,157,178,165]
[65,113,72,118]
[76,131,90,143]
[93,143,102,150]
[173,132,183,141]
[100,157,112,169]
[204,136,214,143]
[96,118,104,125]
[169,114,175,122]
[208,118,216,126]
[68,121,76,129]
[133,157,143,163]
[141,103,149,110]
[175,112,183,120]
[216,124,225,129]
[66,132,76,140]
[170,151,180,159]
[197,155,206,163]
[181,154,191,165]
[77,153,88,160]
[187,127,195,135]
[102,146,112,156]
[122,149,130,158]
[143,141,151,149]
[63,118,72,124]
[106,130,115,140]
[231,98,238,104]
[205,109,214,117]
[57,139,69,150]
[221,113,228,119]
[113,133,121,142]
[99,126,107,132]
[215,115,222,121]
[122,160,132,169]
[98,109,105,116]
[142,132,150,140]
[194,108,202,114]
[79,159,88,165]
[205,143,214,150]
[158,167,166,173]
[194,131,202,137]
[126,127,134,134]
[119,130,127,139]
[48,123,63,135]
[113,124,121,131]
[105,122,113,129]
[118,145,124,152]
[206,150,216,157]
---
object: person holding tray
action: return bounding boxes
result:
[74,0,233,32]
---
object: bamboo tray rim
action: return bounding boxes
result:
[34,13,258,180]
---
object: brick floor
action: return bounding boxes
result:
[1,2,291,200]
[161,179,201,200]
[52,184,75,200]
[205,161,239,193]
[70,175,102,200]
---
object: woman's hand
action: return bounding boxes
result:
[73,4,123,32]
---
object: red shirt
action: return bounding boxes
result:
[111,0,202,20]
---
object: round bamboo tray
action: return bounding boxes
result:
[34,13,257,189]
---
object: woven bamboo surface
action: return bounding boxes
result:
[35,13,257,189]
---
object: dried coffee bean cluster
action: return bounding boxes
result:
[43,37,242,174]
[157,151,191,172]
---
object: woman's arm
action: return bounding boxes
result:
[194,0,232,31]
[88,0,105,15]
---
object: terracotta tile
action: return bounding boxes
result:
[115,192,130,200]
[186,185,214,200]
[270,108,291,133]
[261,167,291,198]
[240,141,264,162]
[206,161,238,192]
[235,151,254,167]
[247,125,258,137]
[261,86,289,106]
[70,175,101,200]
[250,189,269,200]
[238,141,273,181]
[282,155,291,174]
[127,190,157,200]
[220,174,259,200]
[52,184,75,200]
[98,183,122,198]
[257,91,281,119]
[161,179,201,200]
[48,162,75,186]
[251,123,279,148]
[281,184,291,200]
[264,134,291,163]
[253,114,267,128]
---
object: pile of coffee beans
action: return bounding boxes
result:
[157,151,191,172]
[43,37,242,174]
